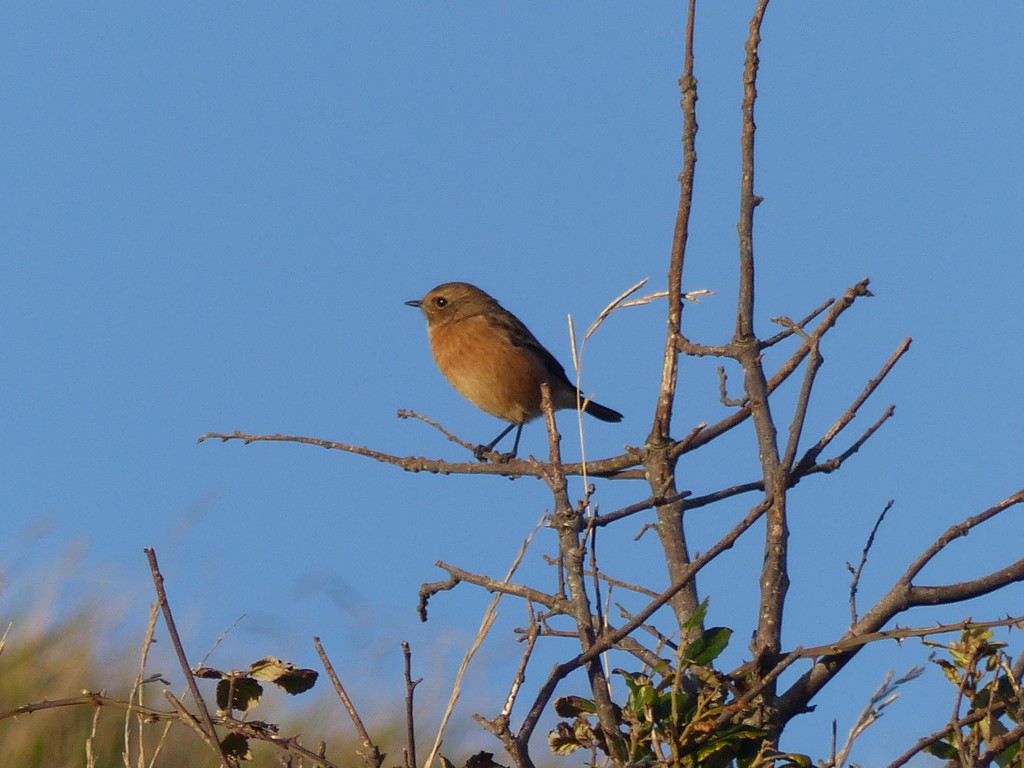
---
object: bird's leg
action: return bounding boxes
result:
[507,423,523,459]
[474,422,521,462]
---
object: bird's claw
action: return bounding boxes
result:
[473,445,516,463]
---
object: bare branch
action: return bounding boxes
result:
[778,491,1024,721]
[848,500,896,625]
[588,491,691,528]
[885,701,1017,768]
[423,561,567,617]
[517,498,770,742]
[734,615,1024,680]
[1,692,168,723]
[899,489,1024,586]
[643,126,708,639]
[674,279,876,460]
[163,690,226,761]
[396,409,480,454]
[534,384,625,760]
[792,337,912,477]
[761,296,835,348]
[314,637,383,768]
[401,641,420,768]
[717,365,746,407]
[198,430,642,480]
[650,0,699,442]
[798,404,896,479]
[144,548,233,768]
[832,665,926,768]
[734,0,770,341]
[779,316,824,471]
[425,516,544,768]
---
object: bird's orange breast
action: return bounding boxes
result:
[428,316,545,424]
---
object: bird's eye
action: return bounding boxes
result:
[435,297,448,307]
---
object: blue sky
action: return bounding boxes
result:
[2,2,1022,764]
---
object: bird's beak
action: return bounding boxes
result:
[404,299,422,308]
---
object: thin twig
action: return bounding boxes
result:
[713,646,805,731]
[163,690,220,755]
[833,665,926,767]
[313,636,383,768]
[761,296,835,348]
[779,316,824,471]
[85,696,102,768]
[651,0,700,441]
[899,488,1024,587]
[885,705,1007,768]
[675,279,875,460]
[401,641,420,768]
[397,409,480,454]
[734,0,770,341]
[588,491,691,528]
[144,548,232,768]
[0,621,11,658]
[734,615,1024,679]
[793,338,912,476]
[735,0,786,683]
[123,600,161,768]
[503,604,541,718]
[425,514,545,768]
[847,500,895,625]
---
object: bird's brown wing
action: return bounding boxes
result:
[485,309,575,388]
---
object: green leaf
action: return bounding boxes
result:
[614,669,648,689]
[631,682,657,712]
[994,739,1019,768]
[548,722,585,756]
[672,690,695,719]
[682,598,710,635]
[684,627,732,665]
[775,752,813,767]
[553,695,596,717]
[924,740,957,760]
[649,657,672,677]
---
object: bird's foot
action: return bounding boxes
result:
[473,445,517,463]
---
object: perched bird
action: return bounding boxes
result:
[405,282,622,460]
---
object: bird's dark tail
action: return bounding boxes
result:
[582,399,623,423]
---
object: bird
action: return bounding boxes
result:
[405,282,622,460]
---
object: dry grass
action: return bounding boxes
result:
[0,596,405,767]
[0,612,134,768]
